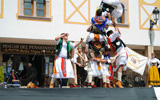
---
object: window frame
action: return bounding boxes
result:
[36,0,45,17]
[111,1,129,27]
[17,0,52,21]
[0,0,4,18]
[116,4,124,24]
[24,0,33,16]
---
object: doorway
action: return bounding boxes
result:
[29,55,45,87]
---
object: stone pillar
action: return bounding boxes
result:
[121,1,128,24]
[33,0,37,17]
[45,0,50,18]
[144,46,154,87]
[124,7,127,24]
[19,0,24,15]
[145,45,154,59]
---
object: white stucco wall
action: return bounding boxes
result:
[0,0,160,46]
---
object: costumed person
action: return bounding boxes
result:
[49,33,84,88]
[107,22,128,88]
[99,0,123,18]
[73,46,88,87]
[85,9,111,88]
[103,46,112,88]
[85,8,112,56]
[103,49,114,87]
[86,8,112,35]
[87,53,111,88]
[148,53,160,86]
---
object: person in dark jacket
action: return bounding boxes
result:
[25,63,38,86]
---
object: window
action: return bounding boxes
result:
[36,0,45,17]
[116,4,124,23]
[111,1,129,27]
[0,0,4,18]
[117,16,123,23]
[17,0,52,21]
[24,0,33,16]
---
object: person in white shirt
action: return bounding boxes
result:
[85,9,112,56]
[106,22,128,88]
[148,53,160,86]
[49,33,84,88]
[92,46,111,88]
[85,9,112,88]
[73,46,88,87]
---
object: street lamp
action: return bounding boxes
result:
[150,7,159,30]
[147,7,160,87]
[149,7,159,52]
[146,7,160,88]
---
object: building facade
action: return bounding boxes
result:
[0,0,160,86]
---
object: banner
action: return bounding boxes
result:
[126,47,148,75]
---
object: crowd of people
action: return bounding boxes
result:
[48,0,160,88]
[48,0,131,88]
[1,0,160,88]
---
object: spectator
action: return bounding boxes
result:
[9,69,20,87]
[122,71,132,87]
[134,74,145,87]
[148,53,160,86]
[24,63,38,86]
[73,46,88,87]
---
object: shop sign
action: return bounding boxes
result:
[1,43,55,54]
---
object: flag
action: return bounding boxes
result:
[126,47,148,75]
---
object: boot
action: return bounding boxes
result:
[116,81,124,88]
[103,83,107,88]
[107,83,113,88]
[113,83,116,88]
[112,80,117,88]
[88,83,96,88]
[49,83,54,88]
[69,83,78,88]
[92,84,97,88]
